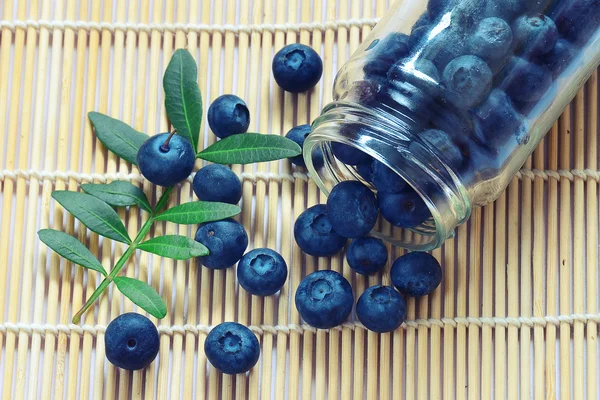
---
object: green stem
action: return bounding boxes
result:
[72,186,174,324]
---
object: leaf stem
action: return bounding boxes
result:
[72,186,174,323]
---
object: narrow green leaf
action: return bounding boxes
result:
[197,133,302,164]
[138,235,209,260]
[113,276,167,319]
[88,112,149,165]
[81,181,152,212]
[52,191,132,244]
[38,229,107,276]
[164,49,202,152]
[154,201,240,224]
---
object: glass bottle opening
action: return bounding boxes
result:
[304,101,471,251]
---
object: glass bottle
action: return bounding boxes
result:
[304,0,600,250]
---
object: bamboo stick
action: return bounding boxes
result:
[494,189,507,400]
[585,70,598,400]
[520,152,532,400]
[443,234,456,400]
[532,136,547,399]
[468,208,482,400]
[506,176,520,400]
[572,81,586,400]
[545,120,559,400]
[481,203,494,398]
[1,0,28,397]
[558,104,572,400]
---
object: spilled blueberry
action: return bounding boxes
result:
[356,285,407,332]
[195,218,249,269]
[294,204,347,257]
[391,251,442,297]
[193,164,242,204]
[273,44,323,93]
[327,181,379,238]
[105,313,160,370]
[378,187,431,228]
[346,237,388,275]
[204,322,260,374]
[237,248,288,296]
[285,124,324,168]
[137,133,195,187]
[207,94,250,139]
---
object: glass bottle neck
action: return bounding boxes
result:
[304,100,471,250]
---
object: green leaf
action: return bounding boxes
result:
[197,133,302,164]
[113,276,167,319]
[52,191,132,244]
[81,181,152,212]
[154,201,240,224]
[38,229,107,276]
[137,235,209,260]
[164,49,202,152]
[88,112,149,165]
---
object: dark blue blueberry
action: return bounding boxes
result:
[418,129,466,170]
[137,133,195,187]
[195,218,249,269]
[272,44,323,93]
[387,58,440,86]
[356,285,407,332]
[421,28,467,71]
[412,12,432,32]
[327,181,379,238]
[409,25,432,51]
[363,33,411,78]
[391,252,442,297]
[346,237,388,275]
[331,142,371,165]
[551,0,600,45]
[237,248,288,296]
[483,0,524,21]
[378,187,431,228]
[539,38,577,79]
[294,204,347,257]
[382,80,434,116]
[472,89,526,147]
[295,270,354,329]
[372,160,407,193]
[442,55,492,109]
[512,14,558,57]
[498,57,552,102]
[450,0,487,31]
[193,164,242,204]
[105,313,160,370]
[467,17,513,63]
[285,124,323,168]
[427,0,455,17]
[356,158,375,183]
[204,322,260,374]
[207,95,250,139]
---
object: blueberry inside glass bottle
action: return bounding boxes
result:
[304,0,600,250]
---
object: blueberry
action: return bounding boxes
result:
[104,313,160,370]
[137,133,195,187]
[363,33,411,78]
[331,142,371,165]
[551,0,600,45]
[356,285,407,332]
[451,0,487,31]
[378,187,431,228]
[344,80,382,105]
[327,181,379,238]
[356,159,375,183]
[472,89,526,147]
[237,248,288,296]
[207,95,250,139]
[295,270,354,329]
[346,237,388,275]
[285,124,323,168]
[390,252,442,297]
[195,218,249,269]
[193,164,242,204]
[418,129,466,170]
[204,322,260,374]
[442,55,492,109]
[272,44,323,93]
[467,17,513,63]
[512,14,558,57]
[294,204,347,257]
[483,0,524,21]
[409,25,433,51]
[381,80,434,116]
[427,0,455,17]
[421,28,467,71]
[498,57,552,102]
[539,38,577,79]
[372,161,407,193]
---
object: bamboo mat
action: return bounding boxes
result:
[0,0,599,398]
